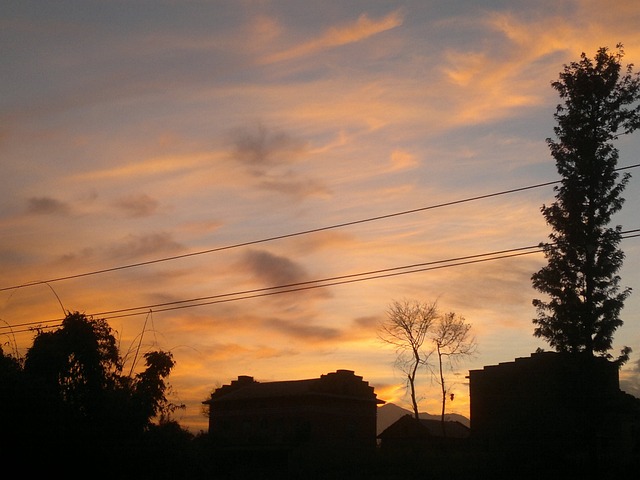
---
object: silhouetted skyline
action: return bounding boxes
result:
[1,1,640,433]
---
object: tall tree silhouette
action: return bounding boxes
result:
[532,45,640,360]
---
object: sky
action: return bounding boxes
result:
[2,0,640,433]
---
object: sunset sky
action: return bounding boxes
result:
[2,0,640,433]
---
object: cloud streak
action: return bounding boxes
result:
[106,233,184,261]
[26,197,71,216]
[113,194,160,218]
[265,318,341,342]
[230,122,308,171]
[241,249,309,287]
[263,10,405,63]
[228,122,329,198]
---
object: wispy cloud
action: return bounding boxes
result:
[229,122,308,171]
[26,196,71,216]
[258,175,330,199]
[265,317,341,342]
[106,232,184,261]
[263,10,404,63]
[437,5,640,128]
[178,220,223,235]
[113,194,160,218]
[71,153,211,182]
[388,149,419,172]
[196,342,299,362]
[228,122,329,198]
[284,230,357,255]
[52,232,185,269]
[241,249,309,287]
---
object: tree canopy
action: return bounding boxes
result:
[1,311,183,467]
[532,44,640,360]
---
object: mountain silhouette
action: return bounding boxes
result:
[377,403,470,435]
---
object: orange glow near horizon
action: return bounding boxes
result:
[2,1,640,434]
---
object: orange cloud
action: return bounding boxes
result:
[26,196,71,216]
[437,7,640,127]
[112,193,160,218]
[69,152,214,181]
[389,149,419,172]
[263,10,404,63]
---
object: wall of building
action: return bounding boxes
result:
[205,370,381,452]
[467,351,637,468]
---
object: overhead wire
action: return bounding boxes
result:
[1,245,547,332]
[3,179,557,292]
[5,228,639,334]
[1,163,638,293]
[1,164,638,334]
[0,181,581,291]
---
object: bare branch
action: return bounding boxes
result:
[430,311,477,432]
[378,299,438,420]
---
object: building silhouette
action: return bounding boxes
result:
[203,369,384,457]
[378,414,470,454]
[468,351,640,472]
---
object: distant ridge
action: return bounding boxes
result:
[377,403,470,435]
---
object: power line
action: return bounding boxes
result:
[0,179,565,292]
[3,245,546,332]
[5,229,639,334]
[75,245,547,318]
[2,163,638,293]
